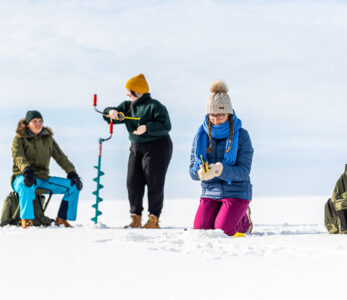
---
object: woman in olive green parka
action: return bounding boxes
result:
[11,110,83,228]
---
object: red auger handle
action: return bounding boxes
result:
[109,122,113,134]
[93,94,97,106]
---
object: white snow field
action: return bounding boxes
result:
[1,196,346,300]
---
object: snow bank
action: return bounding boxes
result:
[1,197,345,300]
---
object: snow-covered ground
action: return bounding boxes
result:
[1,196,346,300]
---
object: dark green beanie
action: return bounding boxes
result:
[25,110,43,124]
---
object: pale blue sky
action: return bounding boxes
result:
[1,0,347,201]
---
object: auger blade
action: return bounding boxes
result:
[92,138,108,224]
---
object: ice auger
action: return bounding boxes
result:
[91,94,113,224]
[93,94,140,121]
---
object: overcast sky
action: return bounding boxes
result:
[1,0,347,203]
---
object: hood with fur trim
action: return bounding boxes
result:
[11,118,75,182]
[16,118,53,138]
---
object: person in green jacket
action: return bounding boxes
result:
[11,110,83,228]
[103,74,173,229]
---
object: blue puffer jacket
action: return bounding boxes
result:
[189,128,254,200]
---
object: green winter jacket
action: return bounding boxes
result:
[103,93,171,143]
[11,118,76,184]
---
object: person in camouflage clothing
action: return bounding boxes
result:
[11,110,83,228]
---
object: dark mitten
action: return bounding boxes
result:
[23,166,36,187]
[67,171,83,191]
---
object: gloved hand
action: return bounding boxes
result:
[23,166,36,187]
[197,162,223,181]
[209,162,223,177]
[67,171,83,191]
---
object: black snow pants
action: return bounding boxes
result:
[127,135,173,217]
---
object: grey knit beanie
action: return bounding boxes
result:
[206,80,233,115]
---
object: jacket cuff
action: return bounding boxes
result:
[219,164,231,181]
[20,164,31,173]
[65,167,76,175]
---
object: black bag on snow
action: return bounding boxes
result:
[324,164,347,234]
[1,189,55,227]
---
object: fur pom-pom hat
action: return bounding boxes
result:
[206,80,233,115]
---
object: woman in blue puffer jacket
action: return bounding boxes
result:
[189,80,254,236]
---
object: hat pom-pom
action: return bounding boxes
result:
[210,80,228,93]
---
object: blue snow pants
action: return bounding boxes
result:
[12,175,79,220]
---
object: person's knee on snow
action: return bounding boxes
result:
[213,198,249,236]
[194,198,221,230]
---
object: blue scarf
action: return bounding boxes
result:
[192,111,242,183]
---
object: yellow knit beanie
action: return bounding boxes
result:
[125,73,149,94]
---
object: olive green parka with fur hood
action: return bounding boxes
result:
[11,118,76,184]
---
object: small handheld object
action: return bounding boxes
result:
[200,155,209,173]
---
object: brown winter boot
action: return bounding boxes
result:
[124,214,142,228]
[55,217,72,228]
[21,219,33,228]
[142,214,160,229]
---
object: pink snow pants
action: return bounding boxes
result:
[194,197,251,236]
